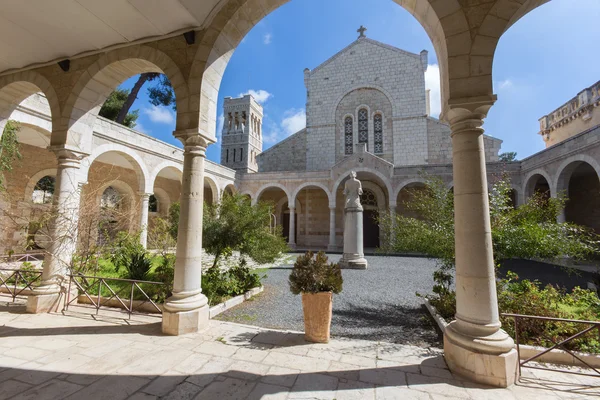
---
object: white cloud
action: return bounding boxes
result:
[425,64,441,118]
[497,79,514,90]
[281,108,306,136]
[216,113,224,139]
[239,89,273,104]
[142,105,175,124]
[263,33,272,45]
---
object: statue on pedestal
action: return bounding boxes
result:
[339,171,368,269]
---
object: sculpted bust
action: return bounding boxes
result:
[343,171,363,209]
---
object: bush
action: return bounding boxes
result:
[289,251,343,295]
[150,254,175,302]
[201,259,264,306]
[124,251,152,281]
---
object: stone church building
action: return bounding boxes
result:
[1,34,599,255]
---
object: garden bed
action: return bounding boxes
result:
[75,286,264,317]
[424,299,600,369]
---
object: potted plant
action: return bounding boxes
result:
[289,251,343,343]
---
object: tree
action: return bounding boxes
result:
[0,121,21,192]
[203,193,289,269]
[499,152,518,162]
[99,89,139,128]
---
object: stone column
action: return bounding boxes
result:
[139,193,151,248]
[443,102,517,387]
[288,206,296,248]
[388,203,397,249]
[162,135,210,335]
[27,148,85,313]
[327,206,336,251]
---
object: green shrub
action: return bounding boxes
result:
[289,251,343,295]
[107,231,145,273]
[124,251,152,281]
[149,254,175,302]
[201,260,264,306]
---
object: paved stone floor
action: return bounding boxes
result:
[0,300,599,399]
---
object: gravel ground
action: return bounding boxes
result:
[216,254,441,347]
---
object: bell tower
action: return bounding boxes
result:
[220,95,263,173]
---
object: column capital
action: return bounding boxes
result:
[446,95,496,134]
[288,206,296,211]
[388,201,397,209]
[329,205,336,211]
[139,192,153,200]
[174,129,215,148]
[48,146,88,169]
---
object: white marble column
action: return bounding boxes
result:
[162,135,210,335]
[288,206,296,248]
[443,102,517,387]
[139,193,151,248]
[27,148,85,313]
[327,206,336,251]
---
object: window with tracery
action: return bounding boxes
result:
[358,108,368,150]
[374,114,383,154]
[360,189,377,207]
[344,116,353,155]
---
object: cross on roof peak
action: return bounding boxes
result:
[357,25,367,38]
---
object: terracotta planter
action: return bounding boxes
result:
[301,291,333,343]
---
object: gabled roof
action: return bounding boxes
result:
[308,37,421,77]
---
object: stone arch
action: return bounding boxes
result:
[84,144,151,194]
[61,45,189,153]
[553,154,600,196]
[24,168,57,203]
[204,175,220,205]
[95,179,138,236]
[0,71,60,138]
[291,182,332,208]
[361,181,387,212]
[332,167,393,205]
[523,169,554,199]
[150,161,183,185]
[253,183,291,206]
[190,0,456,141]
[393,178,429,204]
[223,184,237,197]
[333,86,397,122]
[151,187,171,216]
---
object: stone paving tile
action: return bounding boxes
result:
[0,379,32,400]
[116,348,191,375]
[335,379,376,400]
[359,367,407,386]
[376,386,439,399]
[195,341,239,357]
[3,346,52,361]
[262,350,331,372]
[260,365,300,388]
[170,353,211,375]
[12,362,59,386]
[64,375,150,400]
[12,379,83,400]
[195,377,256,399]
[246,382,289,400]
[226,360,270,381]
[185,356,233,388]
[406,372,470,399]
[288,373,339,400]
[141,375,188,397]
[232,346,271,363]
[326,360,362,381]
[161,381,204,400]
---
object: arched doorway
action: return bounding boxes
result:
[562,162,600,233]
[361,188,380,249]
[525,173,551,201]
[256,185,291,243]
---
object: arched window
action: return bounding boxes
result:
[32,176,55,204]
[358,108,368,150]
[360,189,378,207]
[374,113,383,154]
[344,116,353,155]
[149,195,158,213]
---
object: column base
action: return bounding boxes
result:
[26,292,63,313]
[444,333,518,388]
[162,306,210,336]
[288,243,297,250]
[338,254,368,269]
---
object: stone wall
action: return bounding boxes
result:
[257,130,307,173]
[305,38,427,171]
[296,188,329,247]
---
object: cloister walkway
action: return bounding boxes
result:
[0,301,597,399]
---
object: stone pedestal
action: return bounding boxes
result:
[26,292,63,313]
[444,329,518,387]
[163,306,210,336]
[339,208,367,269]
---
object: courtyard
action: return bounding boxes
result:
[0,300,598,399]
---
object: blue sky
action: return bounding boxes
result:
[119,0,600,164]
